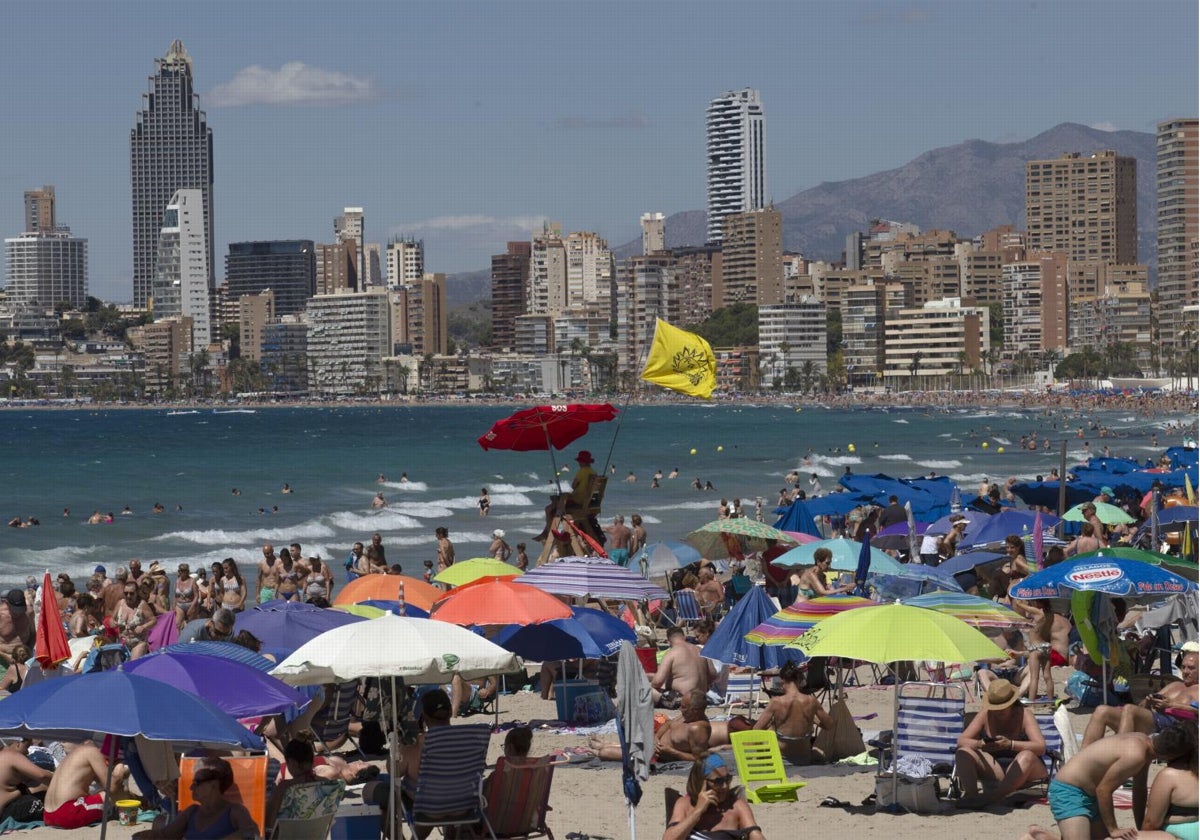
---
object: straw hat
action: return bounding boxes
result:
[982,678,1020,711]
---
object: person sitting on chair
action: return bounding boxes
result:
[752,660,834,766]
[536,450,597,541]
[954,678,1047,809]
[663,753,765,840]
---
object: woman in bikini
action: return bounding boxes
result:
[219,558,247,613]
[664,753,765,840]
[174,563,197,629]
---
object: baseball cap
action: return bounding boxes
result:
[4,590,26,613]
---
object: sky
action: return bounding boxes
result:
[1,1,1196,303]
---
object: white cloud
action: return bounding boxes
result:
[395,215,548,233]
[1089,121,1118,132]
[207,62,377,107]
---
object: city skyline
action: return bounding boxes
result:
[1,1,1196,302]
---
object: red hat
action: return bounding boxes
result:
[576,450,594,465]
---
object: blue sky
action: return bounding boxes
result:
[2,1,1196,302]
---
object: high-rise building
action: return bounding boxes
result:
[386,237,424,287]
[641,213,665,254]
[224,240,316,316]
[130,40,214,308]
[1025,151,1137,264]
[24,186,55,234]
[150,189,212,350]
[4,230,88,309]
[720,208,782,306]
[334,208,365,283]
[706,89,765,243]
[1156,118,1199,360]
[490,241,531,350]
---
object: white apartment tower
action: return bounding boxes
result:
[706,88,765,243]
[151,189,213,350]
[386,237,425,287]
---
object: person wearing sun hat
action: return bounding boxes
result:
[953,678,1048,808]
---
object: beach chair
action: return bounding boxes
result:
[268,779,345,839]
[728,730,807,803]
[870,682,966,783]
[472,755,556,839]
[402,723,495,839]
[723,672,761,714]
[178,755,269,837]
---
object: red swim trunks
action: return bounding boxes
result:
[1050,649,1067,667]
[43,793,105,829]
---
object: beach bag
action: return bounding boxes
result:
[874,773,948,814]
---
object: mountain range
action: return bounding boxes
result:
[447,122,1159,308]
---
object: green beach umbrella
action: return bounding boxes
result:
[434,557,522,587]
[1062,501,1135,526]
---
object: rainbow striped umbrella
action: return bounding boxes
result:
[744,594,880,646]
[901,592,1028,628]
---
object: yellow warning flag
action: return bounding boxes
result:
[1186,473,1196,505]
[640,319,718,399]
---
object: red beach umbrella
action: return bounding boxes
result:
[34,572,70,670]
[430,577,573,626]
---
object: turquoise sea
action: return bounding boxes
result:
[0,403,1191,589]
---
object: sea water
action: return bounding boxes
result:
[0,403,1188,588]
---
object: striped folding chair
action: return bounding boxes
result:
[403,723,495,839]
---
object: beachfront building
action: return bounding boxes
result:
[706,88,765,243]
[334,208,365,286]
[1156,118,1199,363]
[224,240,316,317]
[1069,284,1154,372]
[305,289,390,397]
[315,241,359,296]
[1001,256,1068,358]
[883,298,990,385]
[1025,151,1137,265]
[130,40,214,309]
[526,223,567,318]
[386,237,424,288]
[150,189,213,352]
[719,207,783,307]
[758,300,827,388]
[4,229,88,310]
[491,241,531,351]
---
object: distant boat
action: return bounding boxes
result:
[166,410,199,416]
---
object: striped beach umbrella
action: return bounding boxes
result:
[516,556,669,602]
[901,591,1028,628]
[744,594,879,646]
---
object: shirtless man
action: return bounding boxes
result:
[752,661,833,765]
[257,543,281,603]
[0,591,33,666]
[1021,722,1197,840]
[590,690,715,764]
[1024,599,1072,701]
[652,627,716,706]
[1081,650,1198,824]
[695,569,726,618]
[0,740,53,823]
[604,516,633,568]
[43,741,127,830]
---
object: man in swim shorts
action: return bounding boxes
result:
[1021,721,1197,840]
[43,742,127,829]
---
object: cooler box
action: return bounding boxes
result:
[555,679,613,724]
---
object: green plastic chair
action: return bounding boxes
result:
[728,730,807,803]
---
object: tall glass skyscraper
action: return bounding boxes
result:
[130,40,213,308]
[706,89,765,244]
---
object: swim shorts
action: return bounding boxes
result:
[1166,822,1198,840]
[1048,778,1100,823]
[43,793,105,829]
[259,587,276,603]
[609,548,630,567]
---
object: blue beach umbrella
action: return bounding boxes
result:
[234,605,366,659]
[773,538,905,574]
[123,650,308,718]
[701,585,805,670]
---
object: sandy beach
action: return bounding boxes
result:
[11,664,1121,840]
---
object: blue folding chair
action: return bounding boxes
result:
[403,723,495,839]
